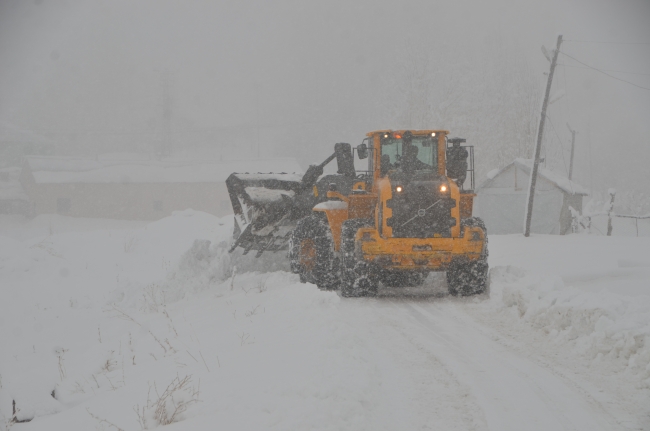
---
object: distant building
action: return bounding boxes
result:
[20,156,302,220]
[0,122,57,168]
[0,167,30,215]
[475,158,588,235]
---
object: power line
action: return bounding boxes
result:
[558,63,650,77]
[28,120,323,137]
[559,51,650,91]
[561,64,573,126]
[564,40,650,45]
[545,114,572,189]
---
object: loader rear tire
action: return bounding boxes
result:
[289,214,338,290]
[340,219,378,297]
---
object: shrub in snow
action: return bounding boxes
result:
[569,206,591,234]
[140,283,166,313]
[585,190,650,219]
[134,375,200,429]
[123,233,139,253]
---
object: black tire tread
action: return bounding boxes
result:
[340,219,377,297]
[289,214,338,290]
[447,217,489,296]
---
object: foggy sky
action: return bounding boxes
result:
[1,0,649,194]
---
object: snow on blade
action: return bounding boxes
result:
[244,187,295,203]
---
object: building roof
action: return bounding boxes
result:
[24,156,303,184]
[0,122,57,144]
[478,158,589,196]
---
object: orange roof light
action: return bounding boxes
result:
[394,134,402,139]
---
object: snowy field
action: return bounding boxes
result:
[1,211,649,430]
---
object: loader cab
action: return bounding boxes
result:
[367,130,448,180]
[379,133,437,176]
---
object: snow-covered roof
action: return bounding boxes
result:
[478,158,589,196]
[0,122,56,144]
[24,156,303,184]
[0,167,29,201]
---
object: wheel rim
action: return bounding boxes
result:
[299,239,317,272]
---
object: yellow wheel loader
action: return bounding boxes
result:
[226,130,488,297]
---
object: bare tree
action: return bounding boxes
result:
[387,36,541,183]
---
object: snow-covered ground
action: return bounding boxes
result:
[1,212,648,430]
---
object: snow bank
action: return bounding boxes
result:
[0,210,228,425]
[143,229,290,308]
[3,210,649,429]
[489,265,650,388]
[0,210,351,430]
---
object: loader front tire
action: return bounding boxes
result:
[447,217,489,296]
[340,219,378,297]
[446,258,488,296]
[289,214,338,290]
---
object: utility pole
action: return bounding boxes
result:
[159,70,173,159]
[587,117,593,195]
[566,123,576,180]
[256,83,260,159]
[524,34,563,237]
[606,188,616,236]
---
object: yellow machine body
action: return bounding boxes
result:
[313,130,485,272]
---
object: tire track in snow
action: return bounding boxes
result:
[380,297,618,431]
[363,298,489,430]
[447,297,646,430]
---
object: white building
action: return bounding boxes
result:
[21,155,302,220]
[474,158,588,235]
[0,122,57,168]
[0,167,30,215]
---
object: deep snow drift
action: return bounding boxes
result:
[1,211,648,430]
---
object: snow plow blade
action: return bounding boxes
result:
[226,145,356,256]
[226,172,306,256]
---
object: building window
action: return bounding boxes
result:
[153,200,163,211]
[57,198,71,214]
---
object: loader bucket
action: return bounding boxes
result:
[226,173,306,256]
[226,144,355,256]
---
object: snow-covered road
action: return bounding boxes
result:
[1,212,648,430]
[369,297,616,430]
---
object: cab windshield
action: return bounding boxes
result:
[381,136,437,173]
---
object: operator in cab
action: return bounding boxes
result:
[400,132,430,172]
